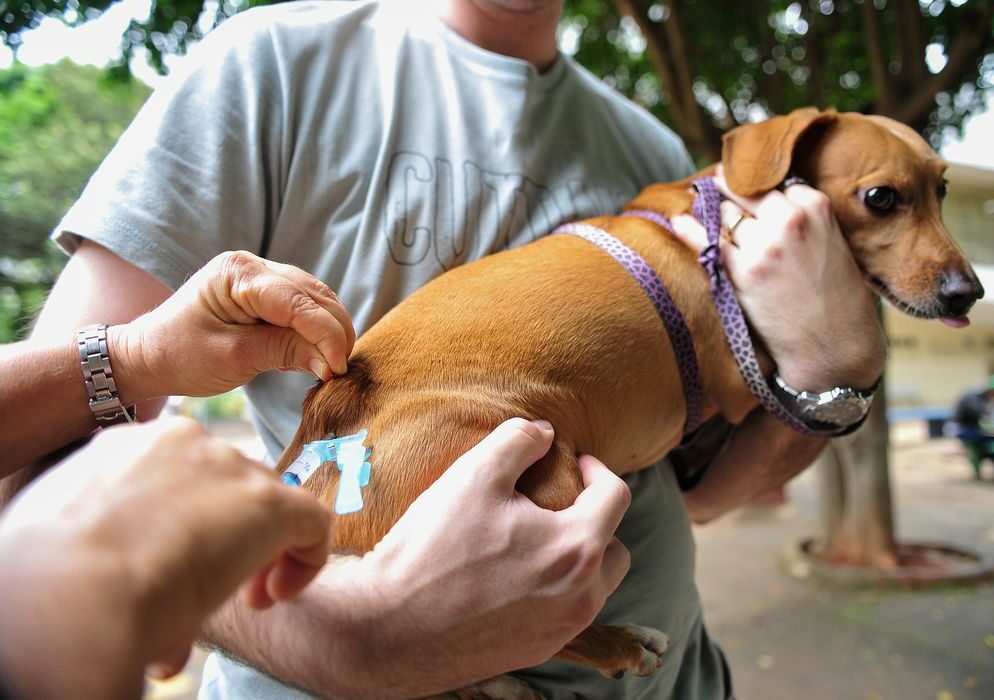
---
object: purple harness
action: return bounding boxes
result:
[556,176,821,438]
[554,220,704,434]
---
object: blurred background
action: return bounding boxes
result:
[1,1,993,698]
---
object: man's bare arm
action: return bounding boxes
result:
[0,243,172,475]
[0,241,353,479]
[671,175,887,524]
[682,410,825,524]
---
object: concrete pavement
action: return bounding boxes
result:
[696,430,994,700]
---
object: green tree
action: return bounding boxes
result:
[562,0,994,160]
[0,61,150,340]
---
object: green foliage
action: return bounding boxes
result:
[0,256,61,342]
[0,60,149,340]
[4,0,991,156]
[561,0,994,156]
[182,390,248,421]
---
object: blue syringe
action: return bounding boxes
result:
[281,429,372,516]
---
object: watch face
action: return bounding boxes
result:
[802,395,867,426]
[772,374,876,431]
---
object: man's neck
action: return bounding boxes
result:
[437,0,562,72]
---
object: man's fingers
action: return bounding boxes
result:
[239,562,277,610]
[147,640,193,680]
[778,177,830,211]
[668,213,709,251]
[212,252,351,375]
[713,172,793,223]
[255,325,336,380]
[238,275,351,376]
[263,259,357,356]
[263,486,333,605]
[447,418,555,496]
[566,454,631,541]
[712,167,765,215]
[232,478,331,610]
[269,483,333,556]
[599,536,632,598]
[265,548,328,604]
[239,549,326,610]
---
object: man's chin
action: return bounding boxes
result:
[472,0,563,13]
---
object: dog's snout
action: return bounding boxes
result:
[939,270,985,317]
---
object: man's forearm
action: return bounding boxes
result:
[682,408,826,524]
[205,585,476,700]
[201,561,394,700]
[0,340,95,475]
[200,553,538,700]
[0,336,165,479]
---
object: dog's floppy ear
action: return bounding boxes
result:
[722,108,838,196]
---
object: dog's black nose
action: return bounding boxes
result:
[939,270,985,317]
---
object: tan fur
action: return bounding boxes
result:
[277,109,981,679]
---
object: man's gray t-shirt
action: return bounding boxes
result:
[55,1,727,697]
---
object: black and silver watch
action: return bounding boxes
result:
[770,373,879,435]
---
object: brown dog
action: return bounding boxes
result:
[277,108,983,682]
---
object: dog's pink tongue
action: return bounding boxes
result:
[940,316,970,329]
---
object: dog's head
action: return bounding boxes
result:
[722,108,984,325]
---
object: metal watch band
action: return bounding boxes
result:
[77,324,136,425]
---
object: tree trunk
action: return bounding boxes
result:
[815,378,899,568]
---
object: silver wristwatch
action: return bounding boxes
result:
[77,324,136,425]
[771,373,879,434]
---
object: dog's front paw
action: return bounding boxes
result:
[557,622,670,680]
[430,675,546,700]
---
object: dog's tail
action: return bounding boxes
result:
[275,355,376,473]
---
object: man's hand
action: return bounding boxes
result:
[364,419,632,678]
[668,172,888,523]
[670,172,886,390]
[203,419,633,699]
[0,417,332,700]
[1,244,356,475]
[115,250,356,399]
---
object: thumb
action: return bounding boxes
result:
[146,640,193,681]
[668,213,709,251]
[251,325,333,381]
[446,418,555,495]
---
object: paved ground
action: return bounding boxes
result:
[696,429,994,700]
[146,422,994,700]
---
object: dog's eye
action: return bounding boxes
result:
[938,182,948,199]
[864,186,898,212]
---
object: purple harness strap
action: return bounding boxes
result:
[555,221,704,434]
[621,208,672,229]
[691,177,820,436]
